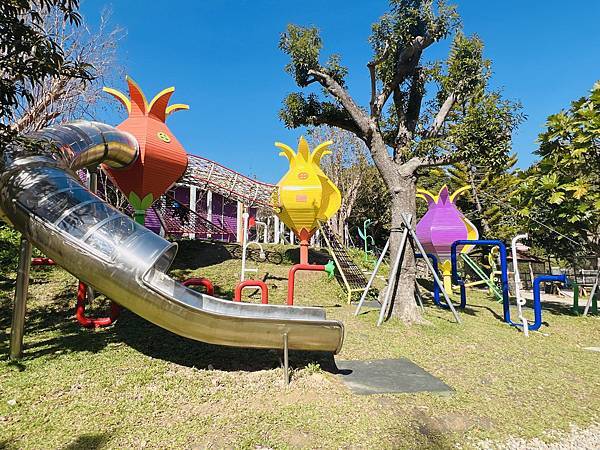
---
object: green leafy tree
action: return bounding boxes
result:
[0,0,92,152]
[447,156,520,240]
[279,0,522,322]
[514,82,600,260]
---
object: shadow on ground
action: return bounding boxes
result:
[115,309,337,372]
[0,279,335,373]
[169,240,234,270]
[63,433,110,450]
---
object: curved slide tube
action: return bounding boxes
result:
[1,121,344,354]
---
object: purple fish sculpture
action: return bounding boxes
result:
[416,185,479,292]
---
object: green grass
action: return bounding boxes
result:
[0,240,598,449]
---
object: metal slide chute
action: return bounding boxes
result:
[1,121,344,355]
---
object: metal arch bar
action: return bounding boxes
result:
[450,239,510,323]
[530,274,567,331]
[205,162,215,190]
[402,214,461,324]
[53,199,99,226]
[81,213,122,242]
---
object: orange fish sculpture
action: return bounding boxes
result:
[103,76,189,223]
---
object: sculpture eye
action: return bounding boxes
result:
[157,132,171,143]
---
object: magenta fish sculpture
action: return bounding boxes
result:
[416,185,479,292]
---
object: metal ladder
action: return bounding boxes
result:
[319,221,369,303]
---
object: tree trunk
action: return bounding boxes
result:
[387,176,422,323]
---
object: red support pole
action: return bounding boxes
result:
[182,277,215,295]
[234,280,269,304]
[287,264,325,306]
[76,281,121,328]
[31,257,55,266]
[299,239,309,265]
[30,257,120,328]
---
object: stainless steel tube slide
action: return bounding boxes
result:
[0,121,344,353]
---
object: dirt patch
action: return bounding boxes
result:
[413,408,494,435]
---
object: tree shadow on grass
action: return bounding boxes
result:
[169,240,235,270]
[63,433,110,450]
[0,433,110,450]
[0,282,117,360]
[0,279,335,373]
[284,247,331,265]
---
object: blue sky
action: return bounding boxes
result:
[82,0,600,183]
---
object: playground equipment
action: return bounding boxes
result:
[415,253,446,308]
[235,280,269,304]
[571,279,599,315]
[511,234,530,335]
[320,221,369,303]
[182,277,215,295]
[239,211,264,281]
[416,186,478,293]
[530,274,568,331]
[450,238,566,333]
[582,268,600,316]
[355,214,461,325]
[357,219,375,262]
[32,257,121,327]
[3,121,344,361]
[103,76,190,224]
[274,137,341,265]
[460,251,504,302]
[273,137,343,305]
[451,240,510,316]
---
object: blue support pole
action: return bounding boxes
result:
[530,274,567,331]
[450,240,510,322]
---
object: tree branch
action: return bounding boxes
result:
[405,68,425,134]
[308,113,364,138]
[308,68,371,136]
[398,156,424,178]
[368,41,390,115]
[422,153,458,167]
[425,91,456,138]
[373,35,433,117]
[11,76,69,133]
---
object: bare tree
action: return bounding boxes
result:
[3,7,125,134]
[309,126,369,245]
[98,170,129,212]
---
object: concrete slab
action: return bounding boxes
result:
[335,358,452,395]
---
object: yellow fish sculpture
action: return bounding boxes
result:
[275,137,341,264]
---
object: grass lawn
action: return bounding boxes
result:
[0,240,598,449]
